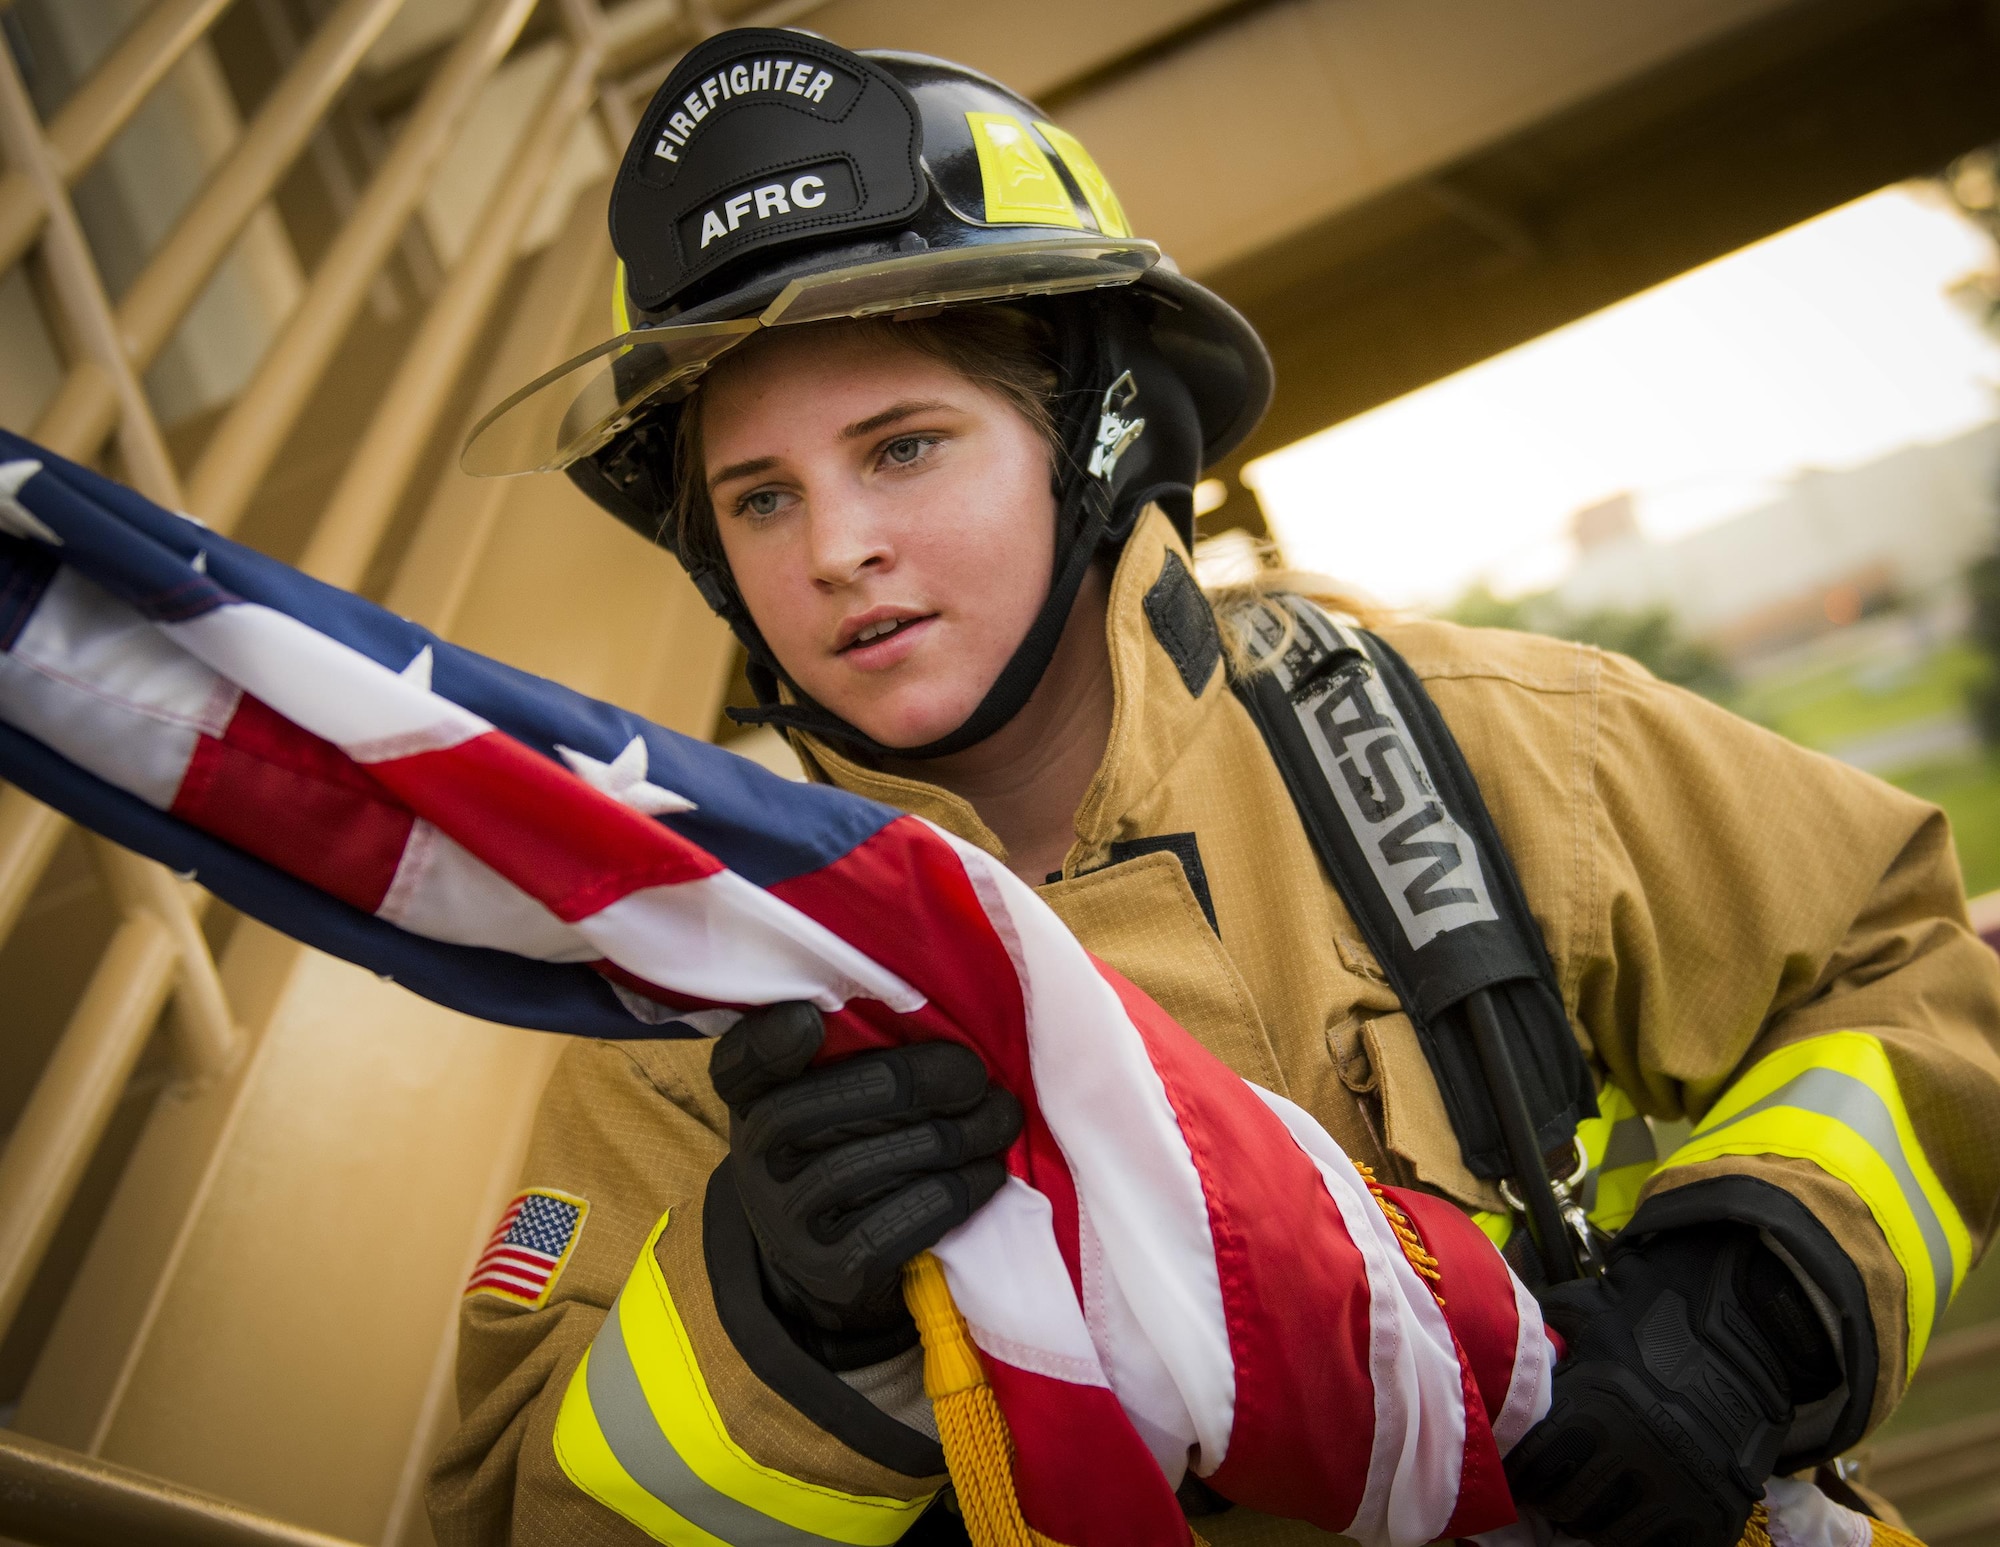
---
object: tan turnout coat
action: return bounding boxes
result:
[429,512,2000,1546]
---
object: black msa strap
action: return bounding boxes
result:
[1228,595,1600,1281]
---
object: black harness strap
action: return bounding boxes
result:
[1226,594,1599,1280]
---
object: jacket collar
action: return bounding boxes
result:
[791,509,1227,874]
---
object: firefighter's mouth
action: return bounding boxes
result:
[837,612,936,653]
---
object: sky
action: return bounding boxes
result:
[1243,185,2000,611]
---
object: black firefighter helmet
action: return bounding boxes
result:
[462,29,1272,759]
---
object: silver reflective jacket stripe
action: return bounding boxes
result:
[589,1292,861,1547]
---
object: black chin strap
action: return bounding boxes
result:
[723,302,1141,763]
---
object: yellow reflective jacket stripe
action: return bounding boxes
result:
[1577,1084,1657,1234]
[1471,1083,1659,1248]
[1471,1209,1513,1250]
[1658,1031,1970,1375]
[552,1210,935,1545]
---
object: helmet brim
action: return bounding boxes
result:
[1142,265,1274,469]
[461,234,1161,478]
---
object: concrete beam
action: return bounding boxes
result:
[807,0,1240,102]
[1200,0,2000,534]
[1047,0,1798,278]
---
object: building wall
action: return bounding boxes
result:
[1555,420,2000,636]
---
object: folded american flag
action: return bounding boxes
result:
[0,428,1549,1546]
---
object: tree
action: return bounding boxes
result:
[1967,533,2000,747]
[1443,588,1734,702]
[1941,143,2000,748]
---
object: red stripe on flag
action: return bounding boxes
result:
[480,1208,524,1250]
[470,1261,549,1288]
[1394,1187,1520,1538]
[1395,1188,1521,1422]
[770,816,1082,1283]
[986,1361,1190,1547]
[1103,962,1380,1532]
[588,963,734,1016]
[368,731,720,921]
[172,694,412,913]
[769,816,1029,1083]
[1441,1333,1515,1540]
[467,1271,547,1297]
[474,1246,558,1276]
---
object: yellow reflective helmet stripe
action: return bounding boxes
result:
[613,260,634,336]
[1658,1031,1970,1375]
[553,1210,935,1544]
[1032,120,1130,237]
[965,112,1083,229]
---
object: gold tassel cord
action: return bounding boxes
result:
[1864,1515,1930,1547]
[904,1251,1073,1547]
[1352,1162,1445,1308]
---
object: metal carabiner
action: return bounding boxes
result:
[1499,1143,1608,1278]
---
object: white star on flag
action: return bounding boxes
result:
[0,461,60,546]
[556,735,696,816]
[399,645,434,692]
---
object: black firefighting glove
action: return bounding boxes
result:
[1505,1223,1842,1547]
[710,1001,1022,1369]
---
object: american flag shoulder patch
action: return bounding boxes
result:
[466,1187,589,1308]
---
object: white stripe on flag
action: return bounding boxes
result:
[164,603,487,762]
[378,820,600,963]
[583,869,924,1015]
[0,568,237,807]
[1492,1272,1552,1454]
[475,1253,557,1280]
[934,1178,1108,1388]
[1078,1196,1202,1486]
[472,1263,550,1292]
[939,830,1238,1472]
[1253,1086,1468,1547]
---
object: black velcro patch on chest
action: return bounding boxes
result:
[1143,550,1220,698]
[1105,832,1218,936]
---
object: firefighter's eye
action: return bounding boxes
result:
[880,434,940,468]
[734,487,794,520]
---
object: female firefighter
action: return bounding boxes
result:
[429,28,2000,1547]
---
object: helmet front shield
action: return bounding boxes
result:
[461,235,1159,477]
[459,320,758,478]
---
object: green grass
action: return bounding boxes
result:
[1877,1248,2000,1440]
[1738,641,1985,751]
[1728,641,2000,896]
[1896,755,2000,898]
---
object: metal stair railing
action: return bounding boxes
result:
[0,5,819,1527]
[0,1428,367,1547]
[1856,1313,2000,1545]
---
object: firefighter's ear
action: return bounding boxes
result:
[709,1002,825,1111]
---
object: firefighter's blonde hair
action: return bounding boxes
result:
[1200,534,1392,679]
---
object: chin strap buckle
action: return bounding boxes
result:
[1088,370,1145,482]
